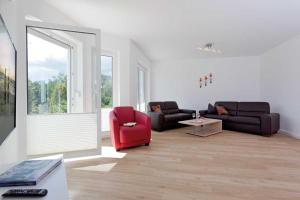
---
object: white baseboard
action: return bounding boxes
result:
[279,129,300,139]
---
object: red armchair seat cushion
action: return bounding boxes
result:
[120,124,148,144]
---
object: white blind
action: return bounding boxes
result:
[27,114,97,155]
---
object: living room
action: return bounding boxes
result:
[0,0,300,199]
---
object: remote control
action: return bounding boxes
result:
[2,189,48,198]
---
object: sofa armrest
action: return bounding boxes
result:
[179,109,196,114]
[148,112,164,131]
[199,110,208,116]
[260,113,280,136]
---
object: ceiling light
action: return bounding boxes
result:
[196,43,222,54]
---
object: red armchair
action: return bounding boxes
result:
[109,106,151,151]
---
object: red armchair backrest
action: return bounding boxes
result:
[113,106,135,125]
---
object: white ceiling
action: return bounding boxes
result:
[45,0,300,61]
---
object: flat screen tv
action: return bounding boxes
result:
[0,14,16,145]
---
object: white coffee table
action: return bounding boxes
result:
[178,118,222,137]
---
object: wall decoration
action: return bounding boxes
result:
[199,78,202,88]
[209,73,213,84]
[199,73,213,88]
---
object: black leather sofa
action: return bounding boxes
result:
[200,101,280,136]
[148,101,196,131]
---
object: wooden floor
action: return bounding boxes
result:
[65,128,300,200]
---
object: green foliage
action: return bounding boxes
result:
[28,73,113,114]
[0,70,16,114]
[47,74,67,113]
[28,80,41,114]
[28,73,67,114]
[101,74,113,108]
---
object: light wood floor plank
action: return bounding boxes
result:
[65,129,300,200]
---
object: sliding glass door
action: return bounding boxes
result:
[26,21,101,157]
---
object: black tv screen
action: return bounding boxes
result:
[0,14,16,145]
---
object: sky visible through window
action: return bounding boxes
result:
[28,33,113,82]
[28,33,68,82]
[101,56,112,77]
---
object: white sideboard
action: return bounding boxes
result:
[0,156,68,200]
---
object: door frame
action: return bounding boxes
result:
[25,20,102,158]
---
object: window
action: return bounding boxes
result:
[137,67,147,112]
[26,24,100,156]
[101,55,113,108]
[27,31,70,114]
[101,55,113,132]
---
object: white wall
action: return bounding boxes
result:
[130,41,151,108]
[151,57,261,111]
[101,35,151,107]
[101,33,131,106]
[261,35,300,139]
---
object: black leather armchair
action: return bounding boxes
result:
[148,101,196,131]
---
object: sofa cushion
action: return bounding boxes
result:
[237,102,270,117]
[151,105,162,113]
[207,103,216,114]
[228,116,260,125]
[205,114,231,121]
[215,101,238,116]
[120,124,147,143]
[148,102,165,112]
[216,105,229,115]
[164,101,179,110]
[164,113,192,122]
[162,101,179,114]
[163,109,179,114]
[114,107,135,125]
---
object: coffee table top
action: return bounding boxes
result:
[178,118,222,126]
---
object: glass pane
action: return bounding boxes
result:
[101,56,113,108]
[27,33,69,114]
[101,55,113,132]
